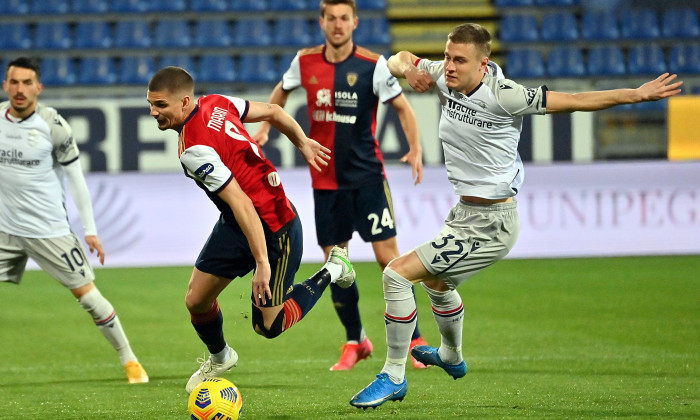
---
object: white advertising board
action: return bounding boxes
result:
[33,160,699,270]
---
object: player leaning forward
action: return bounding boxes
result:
[349,23,683,408]
[146,66,356,393]
[0,57,149,383]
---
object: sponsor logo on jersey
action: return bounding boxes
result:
[334,90,358,108]
[0,148,40,167]
[346,72,358,87]
[387,75,398,88]
[267,171,281,187]
[206,106,228,132]
[309,75,319,84]
[315,88,332,107]
[524,87,537,106]
[445,98,493,128]
[195,163,214,180]
[311,111,357,124]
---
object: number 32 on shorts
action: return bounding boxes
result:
[367,208,394,235]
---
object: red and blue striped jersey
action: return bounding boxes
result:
[281,45,403,190]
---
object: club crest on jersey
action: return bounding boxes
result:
[346,72,358,87]
[195,163,214,180]
[315,89,332,107]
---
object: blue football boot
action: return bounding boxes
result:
[350,373,408,409]
[410,345,467,379]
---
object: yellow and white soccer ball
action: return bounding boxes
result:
[188,378,243,420]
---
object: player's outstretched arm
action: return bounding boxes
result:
[245,101,330,172]
[387,51,435,93]
[546,73,683,113]
[251,82,291,146]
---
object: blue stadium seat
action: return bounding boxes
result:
[541,11,579,42]
[581,10,619,40]
[506,49,545,78]
[30,0,69,14]
[269,0,308,11]
[119,56,156,84]
[110,0,151,12]
[354,17,391,45]
[0,23,32,50]
[238,54,278,83]
[587,46,626,76]
[80,56,117,85]
[232,19,272,47]
[197,55,236,83]
[34,22,72,50]
[635,99,667,111]
[40,57,76,86]
[154,19,191,48]
[74,21,112,49]
[500,14,539,42]
[277,52,298,78]
[71,0,108,13]
[669,44,700,74]
[229,0,268,11]
[662,8,700,39]
[547,46,585,77]
[619,8,660,39]
[190,0,228,11]
[627,44,667,75]
[194,20,232,47]
[0,0,29,15]
[357,0,388,9]
[159,54,196,75]
[536,0,578,5]
[150,0,187,12]
[273,18,312,47]
[114,21,152,48]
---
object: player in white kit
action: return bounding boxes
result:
[0,57,148,384]
[350,23,683,408]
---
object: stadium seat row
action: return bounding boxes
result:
[0,0,387,14]
[500,8,700,42]
[495,0,578,6]
[34,54,297,86]
[507,44,700,78]
[0,17,391,50]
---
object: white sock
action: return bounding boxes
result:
[422,284,464,365]
[211,345,232,364]
[323,260,343,281]
[380,268,415,383]
[78,288,137,365]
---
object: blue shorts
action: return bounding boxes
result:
[313,179,397,247]
[195,214,303,307]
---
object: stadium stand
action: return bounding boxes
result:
[273,17,313,47]
[197,55,236,83]
[34,22,72,50]
[580,9,620,41]
[73,21,112,49]
[193,19,233,48]
[627,44,667,75]
[80,56,118,85]
[113,20,152,49]
[41,57,76,85]
[71,0,108,14]
[547,46,586,77]
[587,46,626,77]
[540,11,579,42]
[238,53,278,83]
[119,56,157,85]
[154,19,192,48]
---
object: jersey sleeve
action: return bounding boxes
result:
[220,95,249,121]
[494,79,548,116]
[180,145,233,193]
[415,58,444,82]
[281,52,302,91]
[51,112,80,165]
[373,55,403,103]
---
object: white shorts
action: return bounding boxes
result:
[415,199,519,290]
[0,231,95,289]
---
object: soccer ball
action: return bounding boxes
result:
[188,378,243,420]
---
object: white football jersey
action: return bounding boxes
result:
[416,59,547,198]
[0,102,80,238]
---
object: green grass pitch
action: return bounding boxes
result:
[0,256,698,419]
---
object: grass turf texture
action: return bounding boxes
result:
[0,256,698,419]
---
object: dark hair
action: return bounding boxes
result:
[6,57,41,81]
[148,66,194,94]
[320,0,356,17]
[448,23,492,58]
